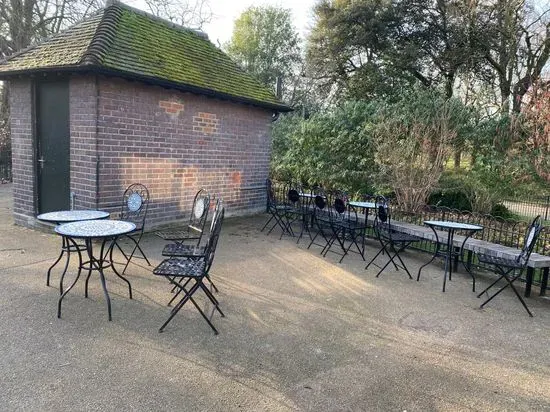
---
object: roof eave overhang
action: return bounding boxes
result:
[0,65,293,113]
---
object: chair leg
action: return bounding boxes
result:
[205,274,219,293]
[479,268,533,316]
[261,215,274,232]
[506,277,534,317]
[365,243,387,270]
[200,282,225,317]
[119,233,151,275]
[159,280,201,332]
[477,275,505,298]
[390,243,413,279]
[161,278,222,334]
[167,278,192,306]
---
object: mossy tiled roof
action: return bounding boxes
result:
[0,2,290,112]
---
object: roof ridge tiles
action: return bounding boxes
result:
[104,0,209,40]
[80,6,121,66]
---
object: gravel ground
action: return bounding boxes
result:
[0,183,549,411]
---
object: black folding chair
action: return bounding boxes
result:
[162,197,223,293]
[322,191,367,263]
[476,215,544,316]
[153,207,225,334]
[156,188,211,246]
[365,196,421,278]
[283,184,314,243]
[307,188,332,252]
[261,179,292,237]
[115,183,151,275]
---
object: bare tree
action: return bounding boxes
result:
[140,0,211,28]
[472,0,550,113]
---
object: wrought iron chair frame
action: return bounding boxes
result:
[366,196,421,278]
[153,207,225,334]
[156,188,211,246]
[322,191,367,263]
[307,188,333,252]
[114,183,151,275]
[261,179,293,237]
[476,215,544,316]
[162,197,224,294]
[283,183,314,243]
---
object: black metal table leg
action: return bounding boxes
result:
[58,237,83,318]
[540,267,549,296]
[417,228,441,281]
[47,236,67,287]
[525,267,533,297]
[109,236,133,299]
[88,238,112,321]
[418,223,481,292]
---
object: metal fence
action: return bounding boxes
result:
[270,181,550,287]
[502,195,550,222]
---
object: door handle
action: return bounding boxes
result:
[38,156,46,169]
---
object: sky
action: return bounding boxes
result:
[128,0,318,47]
[202,0,317,46]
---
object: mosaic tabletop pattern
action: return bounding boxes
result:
[424,221,483,231]
[56,220,136,238]
[348,201,377,209]
[37,210,110,223]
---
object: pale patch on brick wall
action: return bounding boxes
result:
[159,99,184,116]
[193,112,219,135]
[110,156,250,224]
[231,171,241,185]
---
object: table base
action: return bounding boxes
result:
[58,236,132,321]
[417,227,478,292]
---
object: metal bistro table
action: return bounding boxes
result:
[348,201,376,215]
[55,219,136,321]
[37,210,110,287]
[417,220,483,292]
[348,201,377,229]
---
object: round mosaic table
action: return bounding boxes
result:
[37,210,110,224]
[37,210,110,287]
[418,220,484,293]
[55,220,136,321]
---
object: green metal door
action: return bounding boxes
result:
[36,80,70,213]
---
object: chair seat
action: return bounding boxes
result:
[382,231,420,243]
[272,204,293,212]
[477,253,523,269]
[286,207,312,216]
[156,227,200,241]
[162,243,206,257]
[153,258,205,277]
[344,220,367,230]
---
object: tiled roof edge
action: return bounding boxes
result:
[0,11,104,66]
[88,65,293,112]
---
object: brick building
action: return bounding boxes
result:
[0,1,290,228]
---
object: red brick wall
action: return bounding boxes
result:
[9,79,35,226]
[95,76,272,227]
[69,76,98,209]
[8,75,273,228]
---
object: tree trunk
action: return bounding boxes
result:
[454,150,461,168]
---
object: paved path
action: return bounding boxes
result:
[0,184,550,411]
